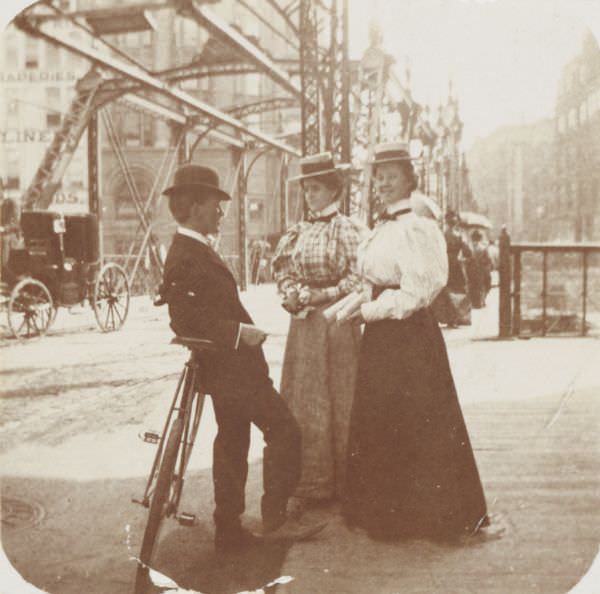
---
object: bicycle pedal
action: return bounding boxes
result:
[176,512,196,527]
[139,431,160,444]
[131,497,150,508]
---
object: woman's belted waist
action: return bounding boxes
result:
[305,280,339,289]
[372,284,400,299]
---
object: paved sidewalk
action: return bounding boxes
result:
[1,286,599,594]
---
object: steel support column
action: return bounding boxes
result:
[327,0,351,213]
[498,227,512,338]
[299,0,321,156]
[235,149,248,291]
[279,154,288,232]
[325,0,350,160]
[87,112,103,261]
[173,123,188,164]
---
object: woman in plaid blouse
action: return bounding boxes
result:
[272,152,366,515]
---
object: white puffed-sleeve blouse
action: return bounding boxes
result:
[358,197,449,322]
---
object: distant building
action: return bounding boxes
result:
[0,0,301,285]
[553,30,600,241]
[467,119,554,241]
[468,30,600,242]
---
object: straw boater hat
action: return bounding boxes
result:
[288,151,350,182]
[369,141,417,166]
[162,164,232,201]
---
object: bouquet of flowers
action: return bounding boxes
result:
[280,284,316,318]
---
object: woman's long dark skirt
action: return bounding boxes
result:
[343,307,488,541]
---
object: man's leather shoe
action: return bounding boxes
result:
[263,517,327,542]
[215,526,262,554]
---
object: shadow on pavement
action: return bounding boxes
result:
[153,525,291,594]
[1,465,291,594]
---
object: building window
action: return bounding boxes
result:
[122,111,141,146]
[141,113,154,147]
[45,87,61,128]
[25,36,39,69]
[568,107,577,129]
[6,153,20,190]
[46,43,61,69]
[140,30,152,48]
[179,17,198,47]
[580,100,588,124]
[5,88,19,120]
[590,89,600,117]
[4,36,19,68]
[67,31,82,69]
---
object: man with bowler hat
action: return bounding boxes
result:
[159,163,325,553]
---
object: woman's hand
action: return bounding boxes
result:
[308,288,329,305]
[282,290,301,314]
[345,308,366,325]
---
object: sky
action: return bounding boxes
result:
[2,0,599,150]
[348,0,600,148]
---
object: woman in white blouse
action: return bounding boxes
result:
[272,152,365,515]
[342,142,491,543]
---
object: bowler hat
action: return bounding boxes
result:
[370,141,416,166]
[162,164,231,201]
[288,151,350,182]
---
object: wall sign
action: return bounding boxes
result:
[0,71,81,83]
[0,129,53,143]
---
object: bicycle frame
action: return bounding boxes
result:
[136,351,206,515]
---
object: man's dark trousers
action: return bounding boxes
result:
[211,375,301,531]
[161,232,301,532]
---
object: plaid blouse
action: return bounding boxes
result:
[272,213,366,301]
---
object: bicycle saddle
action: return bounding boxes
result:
[171,335,217,352]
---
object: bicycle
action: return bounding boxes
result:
[132,335,216,594]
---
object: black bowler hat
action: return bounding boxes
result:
[162,164,231,201]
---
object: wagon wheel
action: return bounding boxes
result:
[92,263,130,332]
[8,278,56,339]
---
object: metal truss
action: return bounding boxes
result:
[299,0,322,155]
[15,3,301,156]
[264,0,300,36]
[175,1,303,98]
[186,97,299,159]
[324,0,351,211]
[148,61,260,85]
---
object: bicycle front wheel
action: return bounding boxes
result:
[134,417,183,594]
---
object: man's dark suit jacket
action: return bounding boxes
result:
[160,232,269,394]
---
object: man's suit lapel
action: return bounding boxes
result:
[176,233,234,280]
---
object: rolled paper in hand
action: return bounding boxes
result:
[322,292,359,322]
[335,291,366,323]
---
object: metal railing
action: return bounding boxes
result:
[498,229,600,337]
